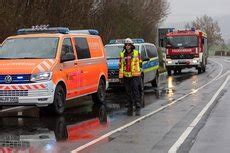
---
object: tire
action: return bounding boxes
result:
[202,62,206,72]
[40,85,66,115]
[151,72,159,88]
[92,78,106,104]
[203,66,206,72]
[198,67,202,74]
[167,69,172,76]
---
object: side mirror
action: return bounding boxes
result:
[142,57,150,62]
[61,53,75,63]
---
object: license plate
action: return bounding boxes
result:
[109,78,119,83]
[0,97,19,103]
[178,60,187,64]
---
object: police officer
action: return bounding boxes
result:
[119,38,142,116]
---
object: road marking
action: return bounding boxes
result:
[71,60,224,153]
[0,106,25,113]
[224,59,230,63]
[168,75,230,153]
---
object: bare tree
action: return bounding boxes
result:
[185,15,223,48]
[0,0,169,44]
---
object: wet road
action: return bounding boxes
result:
[0,57,230,153]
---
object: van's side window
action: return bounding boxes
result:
[141,45,148,60]
[61,38,75,59]
[74,37,91,59]
[146,45,158,58]
[152,46,158,57]
[146,45,154,58]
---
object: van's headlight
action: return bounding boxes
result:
[31,72,52,82]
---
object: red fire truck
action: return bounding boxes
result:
[164,28,208,75]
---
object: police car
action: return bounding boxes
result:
[105,39,159,88]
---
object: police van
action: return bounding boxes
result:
[0,26,108,114]
[105,39,159,88]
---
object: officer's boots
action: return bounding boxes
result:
[127,107,133,116]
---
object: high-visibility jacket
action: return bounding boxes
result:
[119,50,142,78]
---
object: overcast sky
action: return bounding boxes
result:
[165,0,230,24]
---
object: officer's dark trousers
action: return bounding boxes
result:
[124,76,142,110]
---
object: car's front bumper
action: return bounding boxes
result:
[0,81,56,107]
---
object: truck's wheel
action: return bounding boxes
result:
[202,65,206,72]
[151,72,159,88]
[167,69,172,76]
[92,78,106,104]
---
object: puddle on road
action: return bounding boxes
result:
[0,103,109,152]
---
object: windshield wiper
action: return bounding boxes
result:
[19,57,43,59]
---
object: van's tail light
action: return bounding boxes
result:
[194,54,199,58]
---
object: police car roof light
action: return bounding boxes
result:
[109,38,145,44]
[17,27,70,35]
[69,29,99,35]
[169,28,174,32]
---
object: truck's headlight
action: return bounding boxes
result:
[167,60,172,64]
[31,72,52,82]
[193,60,198,63]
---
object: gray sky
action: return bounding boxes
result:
[165,0,230,23]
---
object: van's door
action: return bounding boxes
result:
[145,44,159,82]
[74,37,94,95]
[140,45,150,83]
[60,38,79,99]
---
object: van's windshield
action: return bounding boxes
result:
[105,45,139,59]
[0,37,59,59]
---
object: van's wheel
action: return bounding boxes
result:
[151,72,159,88]
[40,85,66,115]
[92,78,106,104]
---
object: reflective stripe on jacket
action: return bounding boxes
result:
[119,49,142,78]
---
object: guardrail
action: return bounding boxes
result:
[215,51,230,56]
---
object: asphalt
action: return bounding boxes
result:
[0,57,229,153]
[190,81,230,153]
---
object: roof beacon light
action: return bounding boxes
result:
[169,28,174,32]
[109,38,145,44]
[17,26,70,35]
[69,29,99,35]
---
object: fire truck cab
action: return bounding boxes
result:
[164,28,208,75]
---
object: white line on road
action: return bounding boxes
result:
[71,60,224,152]
[168,75,230,153]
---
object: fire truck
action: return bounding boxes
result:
[164,28,208,75]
